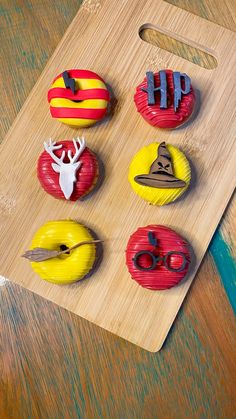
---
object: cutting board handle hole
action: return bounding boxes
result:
[139,24,217,69]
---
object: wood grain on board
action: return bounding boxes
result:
[0,0,235,417]
[0,0,235,352]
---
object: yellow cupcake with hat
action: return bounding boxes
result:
[129,142,191,206]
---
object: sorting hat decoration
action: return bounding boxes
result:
[134,142,186,189]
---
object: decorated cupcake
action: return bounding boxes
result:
[37,137,99,201]
[134,70,195,129]
[22,220,102,285]
[129,142,191,205]
[126,225,191,290]
[48,69,110,127]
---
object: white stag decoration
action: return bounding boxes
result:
[44,137,86,200]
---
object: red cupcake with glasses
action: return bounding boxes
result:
[126,225,191,290]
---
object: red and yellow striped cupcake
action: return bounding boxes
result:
[48,69,110,128]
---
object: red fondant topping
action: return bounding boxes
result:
[48,87,109,102]
[37,141,98,201]
[126,225,191,290]
[134,70,195,129]
[49,106,107,120]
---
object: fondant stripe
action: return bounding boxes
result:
[48,87,109,102]
[53,70,104,83]
[50,106,107,120]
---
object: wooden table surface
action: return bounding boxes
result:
[0,1,235,417]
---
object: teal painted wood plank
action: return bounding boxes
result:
[210,229,236,315]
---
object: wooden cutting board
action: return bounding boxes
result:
[1,0,236,352]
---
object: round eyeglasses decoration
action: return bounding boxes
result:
[132,231,188,273]
[126,226,191,290]
[133,249,188,272]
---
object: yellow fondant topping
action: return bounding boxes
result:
[57,118,96,127]
[128,142,191,206]
[30,220,96,284]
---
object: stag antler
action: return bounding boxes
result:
[44,137,86,166]
[68,137,86,163]
[44,139,65,164]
